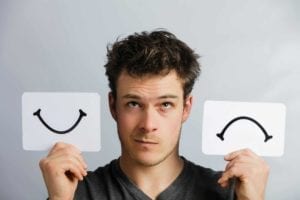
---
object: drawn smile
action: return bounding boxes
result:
[33,108,87,134]
[216,116,273,142]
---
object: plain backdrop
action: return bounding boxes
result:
[0,0,299,199]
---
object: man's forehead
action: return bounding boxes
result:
[116,70,184,98]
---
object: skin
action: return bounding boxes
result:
[219,148,270,200]
[39,142,87,200]
[39,70,269,200]
[108,71,192,198]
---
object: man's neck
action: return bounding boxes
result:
[119,154,184,199]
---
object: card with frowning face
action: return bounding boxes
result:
[202,100,286,157]
[22,92,101,151]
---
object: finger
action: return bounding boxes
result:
[59,156,87,180]
[62,162,85,181]
[218,172,235,188]
[45,148,88,178]
[39,155,84,181]
[219,161,250,185]
[49,142,81,155]
[225,148,255,161]
[225,155,256,171]
[47,143,88,170]
[44,142,88,180]
[56,153,87,176]
[76,153,88,170]
[54,150,88,170]
[218,171,236,187]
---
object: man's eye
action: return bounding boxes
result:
[127,101,140,108]
[161,102,172,109]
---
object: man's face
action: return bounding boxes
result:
[109,70,192,167]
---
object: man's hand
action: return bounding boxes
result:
[39,142,88,200]
[218,149,270,200]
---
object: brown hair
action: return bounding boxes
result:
[104,30,201,98]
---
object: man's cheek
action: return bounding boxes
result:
[166,117,182,135]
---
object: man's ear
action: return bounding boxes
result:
[182,95,193,123]
[108,92,117,121]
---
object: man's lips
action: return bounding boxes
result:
[134,139,158,145]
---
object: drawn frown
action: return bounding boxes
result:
[216,116,273,142]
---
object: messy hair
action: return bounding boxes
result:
[104,30,201,98]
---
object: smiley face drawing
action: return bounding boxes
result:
[33,108,87,134]
[22,92,101,151]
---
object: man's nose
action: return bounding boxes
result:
[139,106,158,133]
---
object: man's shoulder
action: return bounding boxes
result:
[184,158,222,180]
[184,158,222,178]
[84,159,117,181]
[182,158,234,199]
[75,159,120,200]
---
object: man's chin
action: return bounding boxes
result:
[131,154,169,167]
[135,159,161,167]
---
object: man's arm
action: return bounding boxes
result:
[218,149,270,200]
[39,142,88,200]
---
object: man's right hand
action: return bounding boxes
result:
[39,142,88,200]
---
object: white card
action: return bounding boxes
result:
[202,100,286,157]
[22,92,101,151]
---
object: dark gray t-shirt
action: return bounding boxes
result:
[74,158,235,200]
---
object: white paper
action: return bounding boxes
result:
[22,92,101,151]
[202,100,286,157]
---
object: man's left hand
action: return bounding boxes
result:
[218,148,270,200]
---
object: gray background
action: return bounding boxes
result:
[0,0,299,199]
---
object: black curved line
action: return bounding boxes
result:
[216,116,273,142]
[33,109,87,134]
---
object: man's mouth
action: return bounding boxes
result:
[134,139,158,145]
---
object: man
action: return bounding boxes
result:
[39,30,269,200]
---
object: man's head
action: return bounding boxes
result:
[104,30,201,167]
[104,30,200,99]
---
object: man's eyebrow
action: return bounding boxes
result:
[122,94,179,99]
[158,95,179,99]
[122,94,141,99]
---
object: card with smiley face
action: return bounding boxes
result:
[22,92,101,151]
